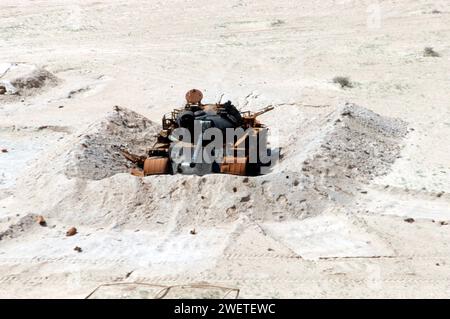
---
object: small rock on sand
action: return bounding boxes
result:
[66,227,77,236]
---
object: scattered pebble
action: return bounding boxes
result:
[74,246,82,253]
[36,215,47,226]
[66,227,77,236]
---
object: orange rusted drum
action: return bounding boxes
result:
[185,89,203,104]
[143,157,169,175]
[220,156,247,176]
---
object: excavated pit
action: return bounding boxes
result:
[7,104,407,229]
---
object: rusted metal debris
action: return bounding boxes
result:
[120,149,146,166]
[185,88,203,104]
[130,168,144,177]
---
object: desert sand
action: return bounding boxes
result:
[0,0,449,298]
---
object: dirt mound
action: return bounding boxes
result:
[0,63,58,98]
[0,214,39,241]
[9,104,407,228]
[64,106,160,180]
[302,103,407,183]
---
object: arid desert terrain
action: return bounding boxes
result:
[0,0,449,298]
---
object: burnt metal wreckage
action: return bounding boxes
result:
[121,89,275,177]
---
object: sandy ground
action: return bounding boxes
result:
[0,0,450,298]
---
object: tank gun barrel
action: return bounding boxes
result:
[241,105,275,119]
[239,105,274,128]
[253,105,274,118]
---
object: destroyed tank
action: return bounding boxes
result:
[122,89,274,176]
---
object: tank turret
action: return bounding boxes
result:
[122,89,274,176]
